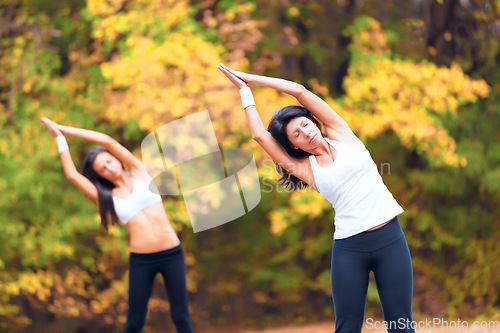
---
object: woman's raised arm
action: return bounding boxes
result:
[218,63,361,144]
[40,117,98,201]
[217,65,316,188]
[57,123,144,173]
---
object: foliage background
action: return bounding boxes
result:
[0,0,499,331]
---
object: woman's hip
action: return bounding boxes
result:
[333,216,405,253]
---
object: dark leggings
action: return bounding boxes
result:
[331,217,415,333]
[124,243,193,333]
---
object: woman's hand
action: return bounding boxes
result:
[40,117,63,138]
[217,63,306,99]
[219,63,255,84]
[217,63,249,89]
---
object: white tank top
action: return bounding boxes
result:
[309,137,404,239]
[112,175,162,225]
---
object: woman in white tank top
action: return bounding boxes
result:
[40,118,193,333]
[218,64,415,333]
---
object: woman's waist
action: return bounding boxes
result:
[126,216,180,253]
[333,216,404,252]
[130,242,183,258]
[128,234,180,254]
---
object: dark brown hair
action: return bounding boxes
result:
[82,146,122,232]
[268,105,325,191]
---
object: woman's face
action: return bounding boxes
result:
[285,116,322,151]
[93,151,123,181]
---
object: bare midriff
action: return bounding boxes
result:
[125,202,180,253]
[365,218,393,231]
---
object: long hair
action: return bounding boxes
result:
[267,105,325,191]
[82,146,122,232]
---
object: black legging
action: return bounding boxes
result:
[331,217,415,333]
[124,243,193,333]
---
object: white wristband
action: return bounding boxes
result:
[55,135,69,153]
[239,87,256,110]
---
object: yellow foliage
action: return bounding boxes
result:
[90,0,190,41]
[269,210,287,236]
[267,189,332,234]
[87,0,126,17]
[340,17,490,167]
[77,0,269,155]
[97,28,233,129]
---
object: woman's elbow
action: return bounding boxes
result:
[102,134,113,147]
[294,84,309,97]
[66,173,77,182]
[252,131,267,142]
[252,135,262,143]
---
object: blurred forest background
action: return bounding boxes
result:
[0,0,499,331]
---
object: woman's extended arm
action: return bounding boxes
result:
[217,65,316,188]
[40,117,98,201]
[58,125,110,146]
[216,65,267,139]
[218,63,361,145]
[57,124,144,172]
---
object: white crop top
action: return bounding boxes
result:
[112,176,162,224]
[309,137,404,239]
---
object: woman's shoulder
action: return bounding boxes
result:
[128,168,153,182]
[325,136,367,151]
[324,127,367,150]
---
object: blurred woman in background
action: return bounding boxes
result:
[40,117,193,333]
